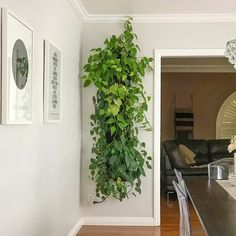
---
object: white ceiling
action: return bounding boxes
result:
[80,0,236,15]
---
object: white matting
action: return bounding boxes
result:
[216,180,236,200]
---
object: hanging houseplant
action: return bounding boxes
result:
[81,17,153,201]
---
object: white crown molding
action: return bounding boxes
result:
[85,13,236,24]
[162,64,236,73]
[67,0,236,23]
[67,0,88,22]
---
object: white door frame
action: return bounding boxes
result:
[153,49,225,226]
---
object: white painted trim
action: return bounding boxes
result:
[153,51,161,226]
[67,218,84,236]
[154,48,225,226]
[67,217,155,235]
[84,13,236,24]
[66,0,236,23]
[162,65,236,73]
[156,49,225,57]
[66,0,88,22]
[82,217,155,226]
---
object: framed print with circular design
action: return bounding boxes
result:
[1,8,33,124]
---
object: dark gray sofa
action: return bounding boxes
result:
[161,139,232,196]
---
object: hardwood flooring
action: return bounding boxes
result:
[78,196,206,236]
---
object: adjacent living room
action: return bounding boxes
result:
[161,56,236,232]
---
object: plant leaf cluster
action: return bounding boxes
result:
[81,17,153,201]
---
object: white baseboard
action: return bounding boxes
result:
[67,218,84,236]
[67,216,155,235]
[82,217,155,226]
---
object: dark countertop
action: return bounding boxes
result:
[185,179,236,236]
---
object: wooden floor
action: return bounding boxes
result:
[78,196,206,236]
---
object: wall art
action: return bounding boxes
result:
[2,8,33,124]
[44,40,62,123]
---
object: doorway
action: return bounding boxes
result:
[153,49,226,226]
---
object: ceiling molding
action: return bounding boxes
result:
[85,13,236,24]
[68,0,236,23]
[162,64,236,73]
[67,0,88,22]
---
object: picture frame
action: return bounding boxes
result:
[1,8,33,124]
[44,40,62,123]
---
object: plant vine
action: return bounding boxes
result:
[81,17,153,201]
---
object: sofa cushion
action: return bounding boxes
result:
[181,140,208,155]
[194,154,210,165]
[169,148,189,169]
[210,153,233,162]
[162,140,178,156]
[179,144,196,165]
[208,139,230,154]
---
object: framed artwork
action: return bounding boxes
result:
[1,8,33,124]
[44,41,62,123]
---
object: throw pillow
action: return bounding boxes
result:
[169,148,189,169]
[179,144,196,165]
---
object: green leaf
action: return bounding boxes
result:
[141,142,146,148]
[109,84,118,94]
[114,99,122,107]
[122,75,127,81]
[109,105,119,116]
[103,64,108,71]
[148,57,153,62]
[130,71,135,76]
[109,155,117,165]
[141,150,147,156]
[100,109,105,115]
[111,126,116,135]
[107,118,114,124]
[81,75,87,80]
[137,178,141,186]
[84,79,91,87]
[135,186,141,194]
[125,153,130,168]
[88,55,93,63]
[146,161,152,169]
[118,121,128,130]
[114,141,122,151]
[140,167,146,176]
[117,114,125,122]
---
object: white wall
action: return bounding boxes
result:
[81,21,236,218]
[0,1,82,235]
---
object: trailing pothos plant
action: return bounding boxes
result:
[81,17,153,202]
